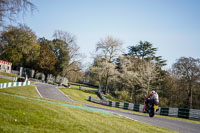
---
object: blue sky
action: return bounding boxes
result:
[13,0,200,68]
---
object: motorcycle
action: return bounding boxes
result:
[146,101,158,117]
[144,96,159,117]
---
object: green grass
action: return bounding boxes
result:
[69,82,98,90]
[59,87,200,125]
[0,86,176,133]
[0,72,18,77]
[59,87,98,105]
[70,84,98,90]
[104,93,127,102]
[0,78,14,83]
[30,81,36,84]
[0,86,41,98]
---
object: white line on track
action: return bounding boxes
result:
[34,85,43,98]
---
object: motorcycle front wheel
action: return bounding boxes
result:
[149,109,155,117]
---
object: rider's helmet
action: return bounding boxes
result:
[150,90,156,96]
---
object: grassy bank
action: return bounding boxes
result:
[0,86,175,133]
[0,86,40,98]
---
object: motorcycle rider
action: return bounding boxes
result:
[143,90,159,113]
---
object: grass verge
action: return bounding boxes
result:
[59,87,98,104]
[70,85,97,90]
[0,78,14,83]
[0,86,175,133]
[0,72,18,77]
[69,82,98,90]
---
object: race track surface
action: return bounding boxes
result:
[35,82,200,133]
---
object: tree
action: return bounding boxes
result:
[128,41,166,66]
[53,30,83,78]
[117,55,140,103]
[117,55,158,103]
[36,43,57,81]
[0,0,35,27]
[96,36,123,62]
[172,57,200,108]
[127,41,166,96]
[67,63,84,82]
[93,36,122,93]
[89,57,118,93]
[38,37,70,77]
[52,39,70,76]
[0,24,39,68]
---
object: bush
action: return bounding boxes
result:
[114,90,130,102]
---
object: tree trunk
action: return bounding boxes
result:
[44,73,48,82]
[33,70,38,79]
[105,73,109,94]
[134,87,137,104]
[189,82,193,109]
[146,80,150,95]
[131,87,134,103]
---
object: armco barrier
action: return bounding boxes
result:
[0,81,30,89]
[128,103,134,110]
[133,104,140,112]
[124,103,129,110]
[139,104,144,112]
[111,101,116,107]
[119,102,124,109]
[88,96,200,121]
[189,109,200,121]
[178,108,190,119]
[169,108,178,117]
[115,102,120,108]
[108,101,112,106]
[160,108,169,116]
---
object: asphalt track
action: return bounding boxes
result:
[35,82,200,133]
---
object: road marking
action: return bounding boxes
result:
[117,113,138,121]
[34,85,43,98]
[56,87,76,102]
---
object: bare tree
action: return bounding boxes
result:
[139,60,158,94]
[0,0,36,26]
[172,57,200,108]
[93,36,123,93]
[90,57,118,93]
[96,36,123,62]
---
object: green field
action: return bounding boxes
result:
[0,86,176,133]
